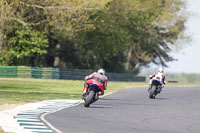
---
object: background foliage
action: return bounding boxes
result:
[0,0,187,73]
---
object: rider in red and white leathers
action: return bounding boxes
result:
[149,68,166,90]
[82,69,108,98]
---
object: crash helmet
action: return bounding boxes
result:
[158,68,164,73]
[97,68,105,75]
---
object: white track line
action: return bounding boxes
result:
[0,100,81,133]
[40,101,83,133]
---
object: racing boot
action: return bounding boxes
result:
[157,88,161,93]
[94,91,102,102]
[82,87,87,99]
[157,86,163,93]
[94,92,100,101]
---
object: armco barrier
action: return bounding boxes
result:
[0,66,145,82]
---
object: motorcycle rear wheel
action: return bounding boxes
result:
[84,90,95,107]
[149,85,157,99]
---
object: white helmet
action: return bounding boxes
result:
[98,68,105,75]
[158,68,164,73]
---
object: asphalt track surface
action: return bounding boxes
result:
[45,86,200,133]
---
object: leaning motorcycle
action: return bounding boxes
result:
[83,83,101,107]
[149,79,162,99]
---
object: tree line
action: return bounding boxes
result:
[0,0,187,73]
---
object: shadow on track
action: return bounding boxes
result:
[100,98,120,101]
[88,106,108,109]
[154,97,170,100]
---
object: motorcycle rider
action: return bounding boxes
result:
[82,68,108,99]
[149,68,166,92]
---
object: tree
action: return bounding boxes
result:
[73,0,187,73]
[0,0,187,73]
[0,22,48,66]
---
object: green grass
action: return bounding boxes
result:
[0,128,5,133]
[0,78,82,104]
[0,127,10,133]
[0,78,147,105]
[0,78,199,105]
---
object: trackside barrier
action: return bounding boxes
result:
[107,73,145,82]
[60,69,93,80]
[0,66,145,82]
[0,66,18,78]
[18,66,31,78]
[32,67,43,79]
[51,68,60,79]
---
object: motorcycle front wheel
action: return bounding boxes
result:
[84,90,95,107]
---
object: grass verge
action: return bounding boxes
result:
[0,78,199,105]
[0,78,147,106]
[0,127,6,133]
[0,127,4,133]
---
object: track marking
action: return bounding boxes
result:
[0,100,81,133]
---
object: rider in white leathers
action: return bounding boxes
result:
[149,68,166,91]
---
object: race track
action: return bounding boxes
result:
[44,86,200,133]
